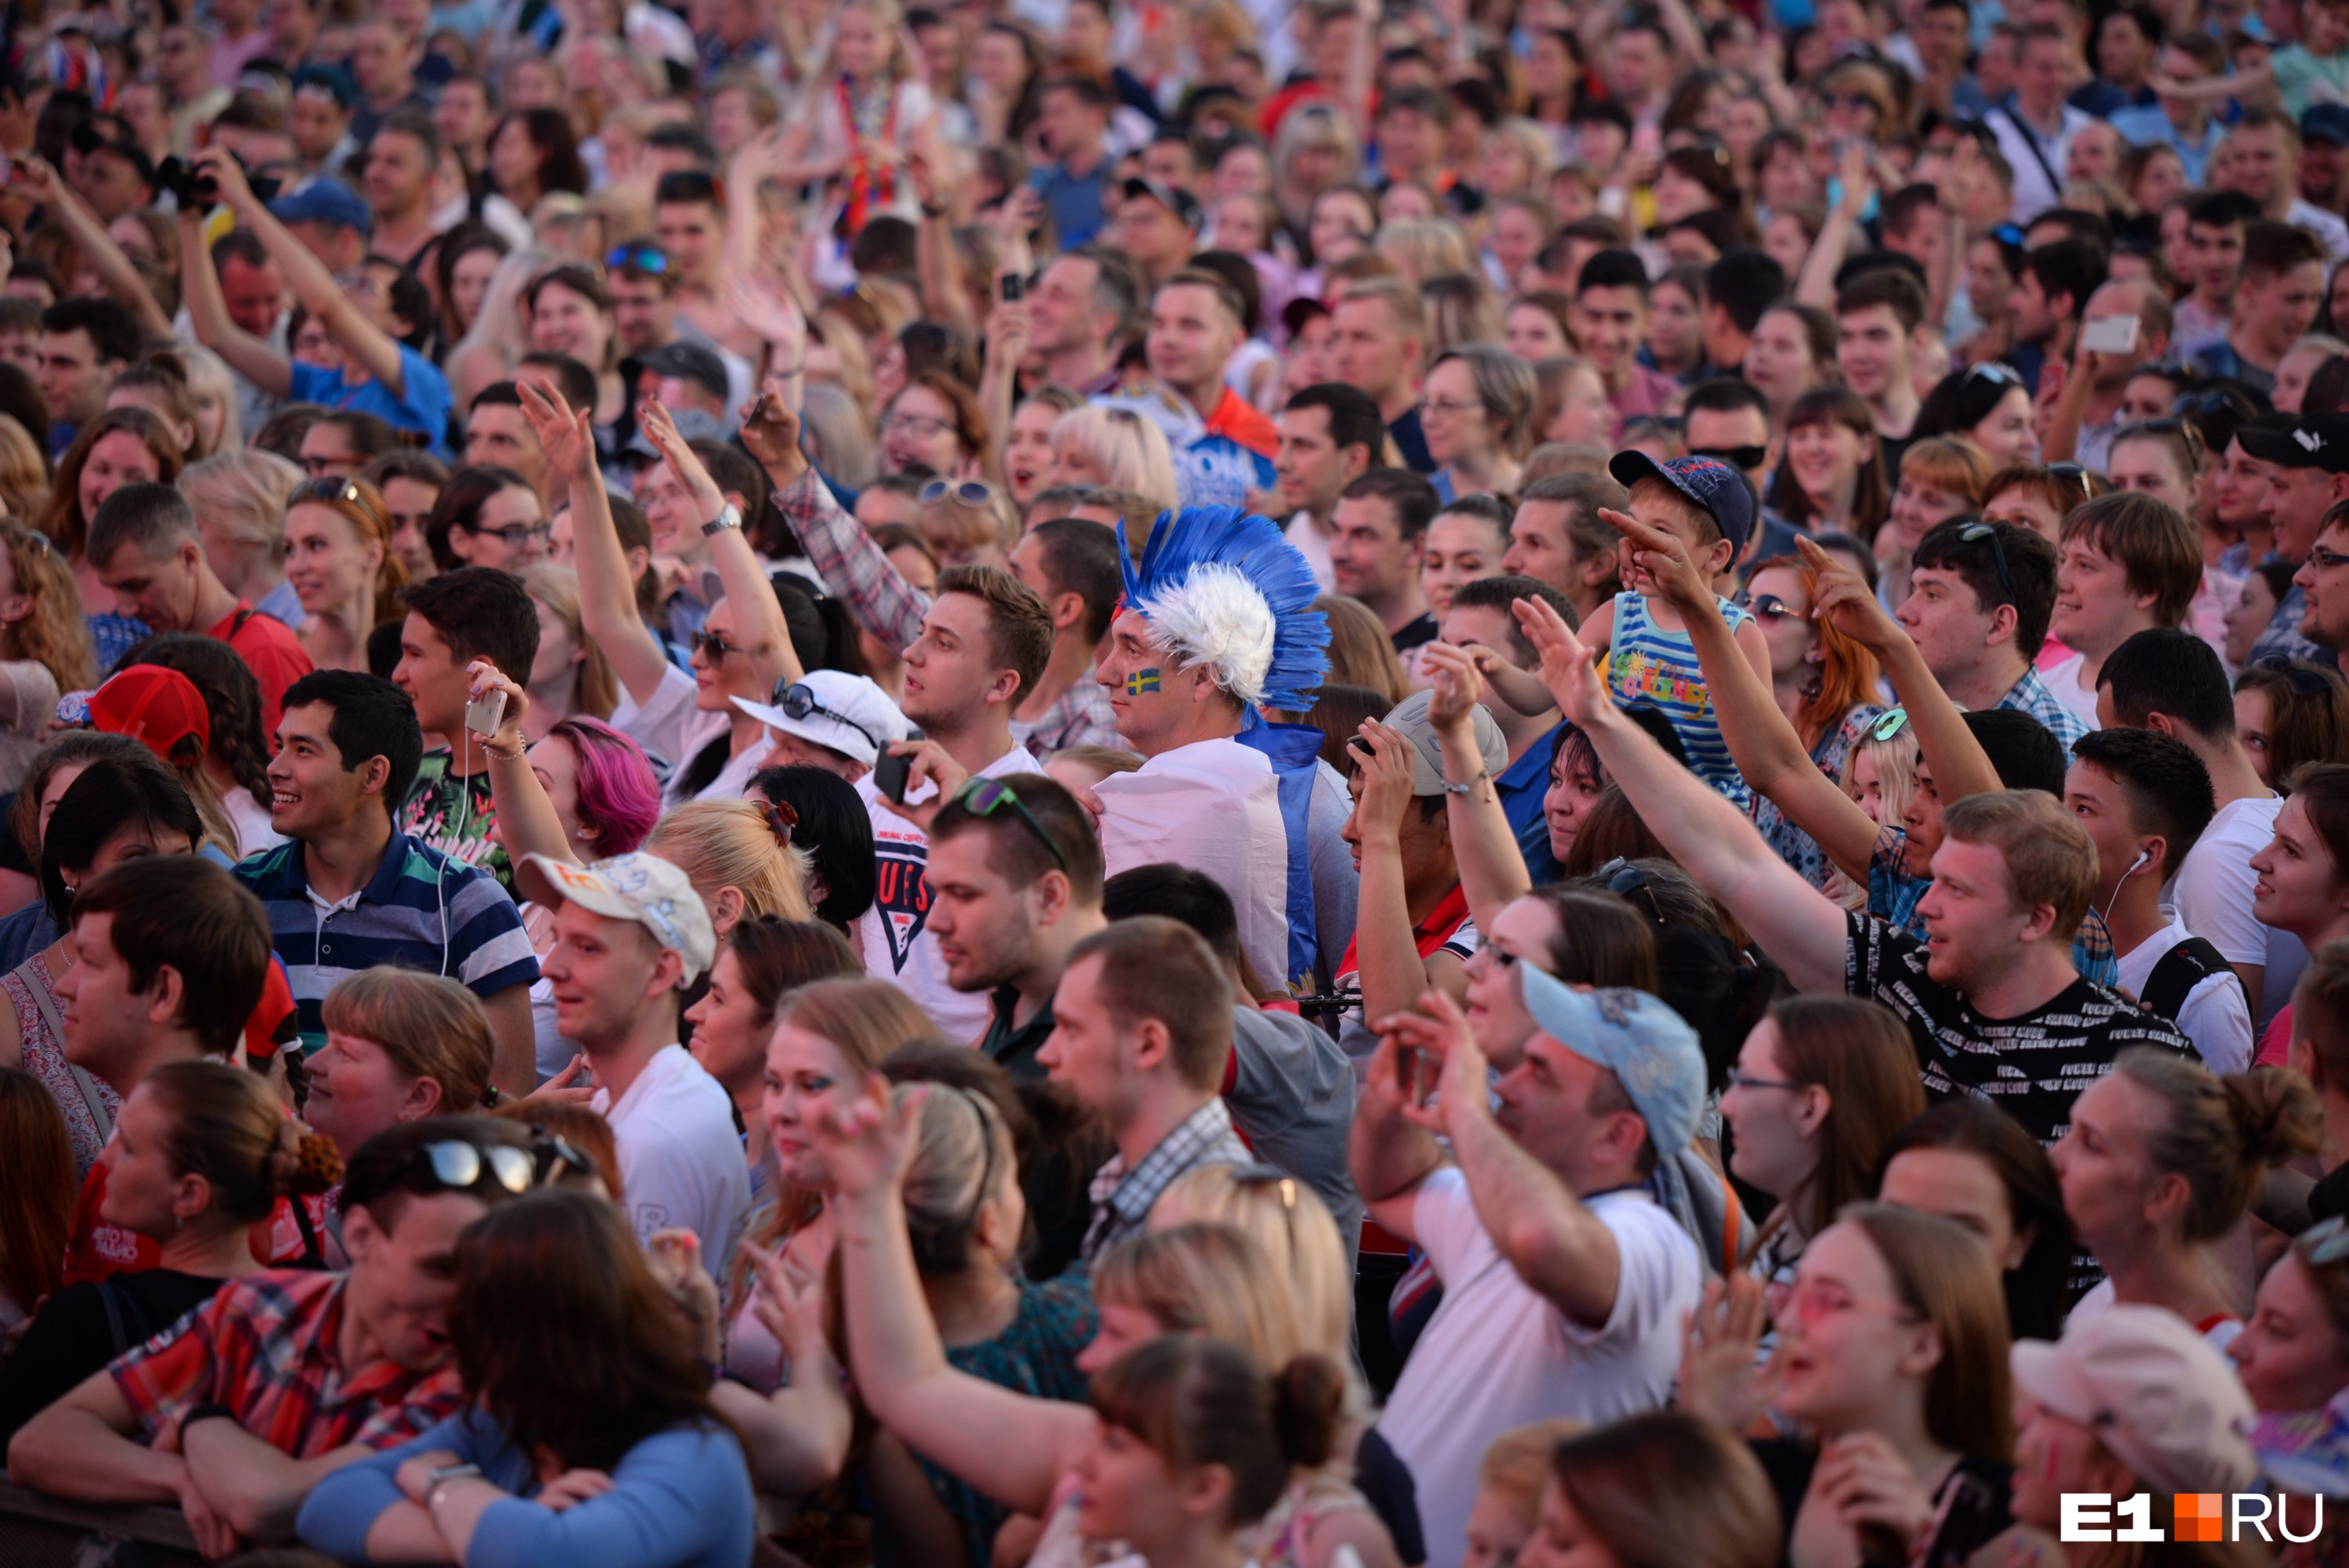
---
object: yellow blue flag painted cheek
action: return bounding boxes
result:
[1127,668,1162,695]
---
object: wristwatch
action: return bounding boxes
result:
[701,503,743,538]
[424,1462,483,1509]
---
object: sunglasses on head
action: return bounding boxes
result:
[1597,856,1666,925]
[1956,521,2015,600]
[1966,362,2020,387]
[1868,707,1911,742]
[2253,656,2339,697]
[2047,461,2094,509]
[396,1133,590,1199]
[293,477,363,506]
[959,777,1069,872]
[2304,1214,2349,1265]
[772,680,880,750]
[607,243,669,275]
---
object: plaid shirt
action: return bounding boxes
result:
[1997,667,2089,751]
[111,1271,461,1456]
[771,469,929,655]
[1081,1097,1253,1264]
[1017,678,1124,752]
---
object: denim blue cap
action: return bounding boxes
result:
[1517,969,1705,1155]
[1607,452,1755,553]
[268,178,372,236]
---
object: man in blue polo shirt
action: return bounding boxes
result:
[234,670,538,1098]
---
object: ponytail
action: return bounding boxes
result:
[1088,1336,1348,1530]
[2116,1048,2322,1240]
[144,1060,344,1227]
[1271,1354,1344,1472]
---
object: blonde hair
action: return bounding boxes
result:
[181,448,301,567]
[1315,592,1410,704]
[1485,118,1557,190]
[1049,406,1178,519]
[1938,789,2098,942]
[1478,1418,1589,1524]
[1095,1220,1304,1369]
[177,345,244,457]
[1898,436,1995,510]
[1847,723,1921,832]
[319,968,495,1114]
[0,416,48,524]
[289,475,408,628]
[1375,215,1476,285]
[0,523,95,693]
[918,485,1020,561]
[522,563,618,720]
[1149,1165,1351,1364]
[646,800,814,928]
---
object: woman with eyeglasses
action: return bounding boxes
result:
[0,1061,341,1450]
[2053,1047,2318,1337]
[284,474,408,674]
[1738,553,1889,887]
[1716,997,1922,1302]
[297,1187,760,1568]
[2235,659,2349,789]
[882,367,987,478]
[1423,346,1535,503]
[1679,1205,2018,1568]
[1768,386,1889,540]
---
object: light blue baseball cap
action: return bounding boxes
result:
[1518,968,1706,1155]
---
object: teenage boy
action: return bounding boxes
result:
[2008,240,2105,394]
[2170,190,2263,355]
[1147,270,1279,510]
[1834,269,1931,462]
[1330,277,1434,472]
[2044,492,2205,732]
[1528,611,2192,1144]
[2193,221,2326,395]
[1573,249,1678,431]
[1005,520,1124,752]
[1276,384,1386,591]
[85,483,313,736]
[1331,469,1442,651]
[2243,410,2349,665]
[239,671,538,1095]
[1897,517,2090,746]
[522,850,746,1260]
[9,1119,537,1552]
[2065,727,2253,1070]
[1039,917,1253,1262]
[2098,628,2300,1026]
[392,568,540,886]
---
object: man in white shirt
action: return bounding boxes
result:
[2044,492,2204,733]
[1988,26,2097,222]
[2098,629,2307,1029]
[521,850,748,1265]
[2066,728,2254,1071]
[1354,979,1705,1568]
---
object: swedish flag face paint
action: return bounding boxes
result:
[1126,667,1162,695]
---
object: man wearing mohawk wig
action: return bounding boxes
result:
[1093,506,1351,993]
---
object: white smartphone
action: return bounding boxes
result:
[464,688,507,738]
[2080,315,2142,355]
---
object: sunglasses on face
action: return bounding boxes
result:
[692,629,742,660]
[1690,444,1767,471]
[464,517,553,548]
[959,776,1069,872]
[1736,591,1795,621]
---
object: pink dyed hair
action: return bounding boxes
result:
[549,717,660,856]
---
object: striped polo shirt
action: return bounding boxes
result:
[234,831,539,1055]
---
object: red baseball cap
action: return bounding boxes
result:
[89,665,210,763]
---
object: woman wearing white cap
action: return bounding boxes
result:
[1998,1304,2267,1568]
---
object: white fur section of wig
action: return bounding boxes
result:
[1138,563,1277,708]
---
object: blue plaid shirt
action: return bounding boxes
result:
[1997,667,2089,751]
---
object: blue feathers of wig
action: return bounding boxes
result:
[1117,506,1330,712]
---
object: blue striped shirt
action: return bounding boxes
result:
[1607,590,1754,806]
[233,832,539,1055]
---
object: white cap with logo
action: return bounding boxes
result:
[518,851,717,986]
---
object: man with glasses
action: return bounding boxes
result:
[86,483,314,737]
[521,849,747,1261]
[2241,409,2349,665]
[9,1118,541,1550]
[608,240,683,359]
[2292,498,2349,658]
[393,568,543,889]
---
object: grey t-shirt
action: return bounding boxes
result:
[1229,1004,1362,1257]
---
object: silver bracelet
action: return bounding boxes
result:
[1442,770,1492,796]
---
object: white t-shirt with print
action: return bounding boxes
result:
[1377,1170,1702,1568]
[593,1043,751,1270]
[855,744,1043,1045]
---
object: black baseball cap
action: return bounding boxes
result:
[1121,175,1202,230]
[2237,411,2349,472]
[630,342,729,404]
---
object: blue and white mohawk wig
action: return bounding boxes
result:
[1118,507,1330,711]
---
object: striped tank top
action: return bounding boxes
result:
[1607,589,1753,806]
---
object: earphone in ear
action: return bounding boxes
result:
[2127,848,2152,875]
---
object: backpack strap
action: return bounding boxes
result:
[2142,935,2236,1022]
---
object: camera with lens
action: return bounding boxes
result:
[153,154,280,209]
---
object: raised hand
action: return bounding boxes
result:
[1372,989,1490,1136]
[517,379,597,484]
[187,145,257,211]
[1420,640,1487,734]
[521,1051,596,1105]
[1795,535,1903,653]
[874,738,971,833]
[806,1078,920,1199]
[638,397,723,513]
[1676,1271,1780,1430]
[1350,719,1420,848]
[1600,505,1712,607]
[739,389,808,485]
[464,659,531,756]
[1515,594,1607,726]
[745,1240,829,1366]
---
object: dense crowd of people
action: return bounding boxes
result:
[2,0,2349,1562]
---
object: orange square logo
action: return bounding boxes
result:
[2174,1494,2223,1542]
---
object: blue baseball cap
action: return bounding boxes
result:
[2308,103,2349,146]
[1518,969,1706,1155]
[1607,451,1755,553]
[269,178,371,236]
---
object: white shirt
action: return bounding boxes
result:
[611,661,730,796]
[1377,1172,1701,1568]
[1986,99,2095,223]
[593,1043,751,1269]
[1284,511,1337,593]
[2289,199,2349,267]
[2175,791,2307,1030]
[2038,651,2105,734]
[223,785,286,859]
[856,744,1044,1045]
[2113,913,2256,1074]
